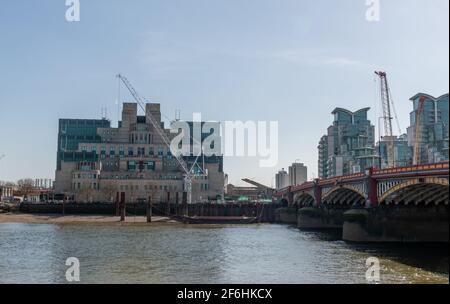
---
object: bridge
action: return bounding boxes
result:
[274,162,449,242]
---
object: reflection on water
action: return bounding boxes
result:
[0,223,448,284]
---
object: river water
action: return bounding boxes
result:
[0,223,448,284]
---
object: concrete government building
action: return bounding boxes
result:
[55,102,225,203]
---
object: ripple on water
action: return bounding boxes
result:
[0,223,448,284]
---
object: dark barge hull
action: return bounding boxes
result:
[175,216,258,224]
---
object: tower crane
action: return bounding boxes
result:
[375,71,399,168]
[413,96,427,165]
[116,74,206,205]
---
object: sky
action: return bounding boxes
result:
[0,0,448,187]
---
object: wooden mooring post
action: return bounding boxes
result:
[120,192,126,222]
[175,192,179,215]
[147,197,152,223]
[182,192,188,216]
[115,192,120,216]
[166,192,171,216]
[62,196,66,217]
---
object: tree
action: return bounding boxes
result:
[0,181,16,188]
[100,182,119,203]
[76,184,95,203]
[17,178,35,199]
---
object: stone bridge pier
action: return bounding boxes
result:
[343,174,449,243]
[293,172,368,230]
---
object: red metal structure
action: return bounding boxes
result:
[275,162,449,208]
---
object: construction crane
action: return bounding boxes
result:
[413,96,427,165]
[242,178,275,199]
[241,179,273,191]
[375,71,398,168]
[116,74,206,205]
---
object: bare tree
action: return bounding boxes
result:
[1,181,16,188]
[76,184,95,203]
[100,182,119,203]
[17,178,35,199]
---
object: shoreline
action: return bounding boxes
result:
[0,213,180,225]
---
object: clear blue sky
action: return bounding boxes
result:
[0,0,448,186]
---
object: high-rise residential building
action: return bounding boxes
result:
[54,102,225,203]
[289,162,307,186]
[318,107,379,178]
[318,135,328,179]
[406,93,449,164]
[377,134,413,168]
[275,169,290,190]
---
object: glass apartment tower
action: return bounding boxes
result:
[406,93,449,164]
[318,108,379,178]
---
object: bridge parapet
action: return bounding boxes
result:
[291,181,315,192]
[373,162,449,179]
[318,172,366,186]
[274,162,449,207]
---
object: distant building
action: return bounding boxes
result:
[406,93,449,164]
[0,186,14,201]
[275,169,290,190]
[54,102,225,203]
[318,135,328,179]
[377,134,413,168]
[226,184,260,202]
[318,108,379,178]
[34,179,54,189]
[289,162,307,186]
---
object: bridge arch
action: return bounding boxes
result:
[380,178,449,206]
[279,198,289,207]
[294,192,315,208]
[322,186,366,206]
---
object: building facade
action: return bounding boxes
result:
[377,134,413,168]
[406,93,449,164]
[318,108,379,178]
[225,184,260,202]
[318,135,328,179]
[34,179,54,189]
[288,162,307,186]
[54,102,225,203]
[0,186,14,201]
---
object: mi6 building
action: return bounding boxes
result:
[54,103,225,203]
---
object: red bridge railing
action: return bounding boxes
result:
[373,162,449,176]
[274,162,449,197]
